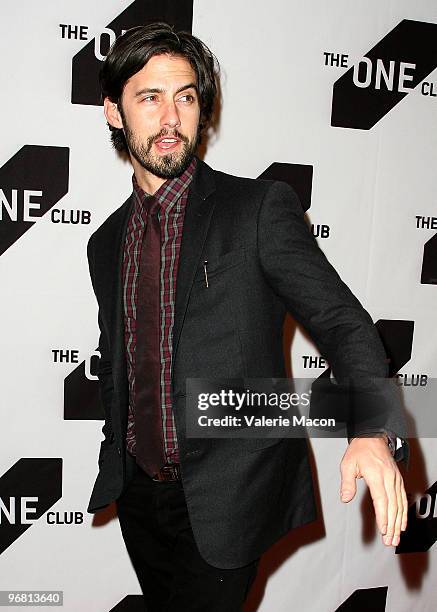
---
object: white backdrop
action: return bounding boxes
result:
[1,1,436,610]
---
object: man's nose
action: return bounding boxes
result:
[161,101,181,130]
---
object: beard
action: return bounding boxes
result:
[123,121,200,180]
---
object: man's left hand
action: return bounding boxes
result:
[340,436,408,546]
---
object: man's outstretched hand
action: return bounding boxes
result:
[340,436,408,546]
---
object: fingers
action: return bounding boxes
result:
[401,478,408,532]
[340,457,357,503]
[372,463,406,547]
[391,471,408,545]
[381,465,397,546]
[392,472,403,547]
[367,474,388,537]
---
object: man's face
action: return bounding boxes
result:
[109,53,201,180]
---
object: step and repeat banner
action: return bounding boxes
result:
[1,1,436,610]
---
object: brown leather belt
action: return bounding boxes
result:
[152,463,181,482]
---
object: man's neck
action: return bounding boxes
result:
[132,161,166,195]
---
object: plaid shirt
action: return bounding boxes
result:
[122,157,197,464]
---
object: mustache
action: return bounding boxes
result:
[148,129,190,146]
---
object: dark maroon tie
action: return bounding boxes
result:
[135,195,166,477]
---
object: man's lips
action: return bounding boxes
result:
[154,137,182,151]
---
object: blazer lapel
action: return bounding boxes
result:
[172,159,217,369]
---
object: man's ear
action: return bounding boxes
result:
[104,97,124,129]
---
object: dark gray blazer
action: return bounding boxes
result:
[86,157,406,569]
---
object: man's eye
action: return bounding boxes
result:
[143,95,157,102]
[179,94,195,103]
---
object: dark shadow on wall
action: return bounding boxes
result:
[396,437,430,588]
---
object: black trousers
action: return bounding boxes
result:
[116,463,259,612]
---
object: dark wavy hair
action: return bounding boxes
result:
[99,22,219,152]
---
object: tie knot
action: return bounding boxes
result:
[143,195,160,217]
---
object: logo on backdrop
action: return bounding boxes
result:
[258,163,313,212]
[56,348,103,420]
[328,19,437,129]
[421,232,437,285]
[397,480,437,553]
[310,318,416,411]
[309,318,420,423]
[375,319,414,377]
[110,595,145,611]
[259,163,330,238]
[336,587,388,611]
[0,146,69,256]
[69,0,194,106]
[415,216,437,285]
[0,459,62,555]
[374,319,429,387]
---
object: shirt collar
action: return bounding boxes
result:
[132,156,197,214]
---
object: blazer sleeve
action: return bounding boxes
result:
[87,233,115,464]
[256,180,408,462]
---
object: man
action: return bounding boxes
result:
[86,22,408,611]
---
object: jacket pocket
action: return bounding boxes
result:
[193,249,246,283]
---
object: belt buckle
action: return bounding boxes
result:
[152,464,180,482]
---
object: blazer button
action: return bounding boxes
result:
[117,447,121,456]
[109,432,115,444]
